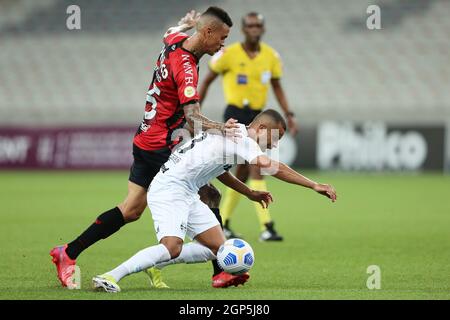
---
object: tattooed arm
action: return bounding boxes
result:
[183,102,240,136]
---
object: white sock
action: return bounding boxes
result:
[108,244,171,282]
[154,242,216,270]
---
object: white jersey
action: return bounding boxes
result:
[151,124,264,194]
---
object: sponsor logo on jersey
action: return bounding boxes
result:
[184,86,196,98]
[237,74,247,84]
[139,122,149,132]
[181,54,195,85]
[261,71,271,84]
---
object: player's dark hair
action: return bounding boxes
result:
[242,12,265,26]
[202,6,233,27]
[259,109,287,131]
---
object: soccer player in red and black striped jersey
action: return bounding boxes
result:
[50,7,245,289]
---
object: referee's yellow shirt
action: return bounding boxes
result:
[208,42,283,111]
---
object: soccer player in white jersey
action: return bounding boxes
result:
[92,109,337,292]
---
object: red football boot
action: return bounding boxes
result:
[50,244,76,288]
[212,271,250,288]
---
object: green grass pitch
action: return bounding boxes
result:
[0,170,449,300]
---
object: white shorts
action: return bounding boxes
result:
[148,182,220,242]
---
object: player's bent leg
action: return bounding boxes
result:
[148,241,219,288]
[209,207,225,277]
[118,181,148,222]
[148,207,225,287]
[153,241,217,268]
[150,226,223,271]
[194,226,249,288]
[94,240,176,292]
[51,181,147,288]
[159,236,184,259]
[194,225,226,255]
[198,183,226,277]
[191,199,249,288]
[151,228,220,272]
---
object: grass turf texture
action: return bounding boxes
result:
[0,170,449,300]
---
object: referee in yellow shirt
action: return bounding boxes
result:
[199,12,298,241]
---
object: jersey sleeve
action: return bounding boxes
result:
[234,136,265,164]
[271,49,283,79]
[208,49,229,74]
[163,30,188,45]
[172,54,199,106]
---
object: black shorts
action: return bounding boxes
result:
[128,144,172,189]
[223,105,261,126]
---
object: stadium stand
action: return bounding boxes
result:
[0,0,449,126]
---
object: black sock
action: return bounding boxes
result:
[211,207,223,276]
[211,207,223,226]
[65,207,125,260]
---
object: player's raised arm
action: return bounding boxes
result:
[164,10,201,38]
[217,171,273,208]
[251,155,337,202]
[236,109,336,202]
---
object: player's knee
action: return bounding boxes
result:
[169,246,182,259]
[199,184,222,208]
[119,204,146,223]
[160,238,183,259]
[210,247,219,256]
[210,242,223,256]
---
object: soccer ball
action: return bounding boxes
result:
[217,238,255,275]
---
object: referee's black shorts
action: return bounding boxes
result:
[128,144,172,189]
[223,104,261,125]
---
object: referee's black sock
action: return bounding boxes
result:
[211,207,224,276]
[65,207,125,260]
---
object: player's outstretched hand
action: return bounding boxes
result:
[313,183,337,202]
[178,10,201,29]
[247,190,273,209]
[223,118,242,139]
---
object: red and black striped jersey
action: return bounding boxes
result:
[134,31,199,151]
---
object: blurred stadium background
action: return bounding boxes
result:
[1,0,449,171]
[1,0,450,300]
